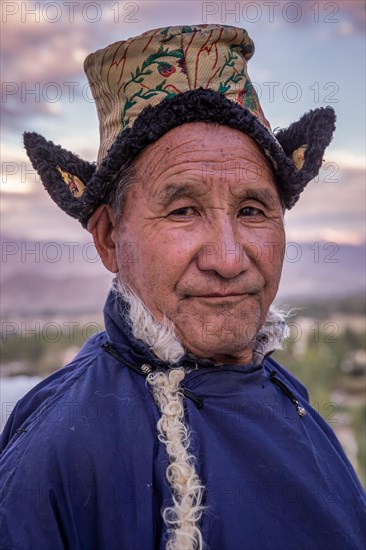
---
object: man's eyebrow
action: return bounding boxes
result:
[236,187,279,208]
[155,183,280,208]
[156,183,201,205]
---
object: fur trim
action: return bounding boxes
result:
[252,306,287,364]
[23,89,336,226]
[113,279,185,364]
[274,106,336,207]
[23,132,96,221]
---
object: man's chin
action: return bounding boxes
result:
[174,312,262,364]
[181,335,257,365]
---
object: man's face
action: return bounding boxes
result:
[112,122,285,364]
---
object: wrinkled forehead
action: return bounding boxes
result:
[132,122,280,200]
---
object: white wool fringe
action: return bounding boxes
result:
[260,307,288,350]
[112,278,289,549]
[147,368,205,550]
[113,279,185,364]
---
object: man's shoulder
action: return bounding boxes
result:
[0,330,156,504]
[0,331,158,546]
[263,354,310,402]
[0,332,104,449]
[0,332,153,452]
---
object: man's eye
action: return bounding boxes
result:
[239,206,263,217]
[168,207,196,217]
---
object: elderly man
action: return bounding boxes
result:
[1,24,365,550]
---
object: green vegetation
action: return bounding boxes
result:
[275,293,366,319]
[1,320,103,376]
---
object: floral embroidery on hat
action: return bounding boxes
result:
[157,62,176,77]
[120,46,185,129]
[177,56,187,74]
[56,166,86,198]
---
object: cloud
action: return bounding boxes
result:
[1,1,128,132]
[284,167,365,244]
[336,0,366,35]
[1,94,63,134]
[2,21,90,82]
[327,151,365,170]
[1,190,86,241]
[306,0,366,34]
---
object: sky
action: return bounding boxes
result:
[1,0,365,245]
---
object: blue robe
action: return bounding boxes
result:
[1,290,365,549]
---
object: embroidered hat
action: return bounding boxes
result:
[24,24,336,228]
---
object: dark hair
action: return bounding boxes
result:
[109,160,136,221]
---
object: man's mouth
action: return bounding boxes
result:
[194,293,243,297]
[186,292,257,300]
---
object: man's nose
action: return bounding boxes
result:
[197,220,250,278]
